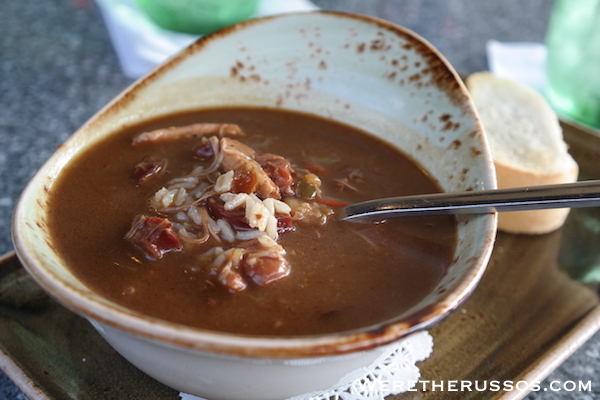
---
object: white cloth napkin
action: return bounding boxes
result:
[95,0,319,78]
[486,39,547,94]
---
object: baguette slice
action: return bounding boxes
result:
[466,71,579,234]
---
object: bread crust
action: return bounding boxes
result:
[466,72,579,235]
[494,161,578,234]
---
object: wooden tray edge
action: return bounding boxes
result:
[0,251,52,400]
[499,304,600,400]
[0,347,52,400]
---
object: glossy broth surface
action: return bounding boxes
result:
[48,107,457,336]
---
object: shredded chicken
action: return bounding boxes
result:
[334,177,360,192]
[221,137,281,199]
[216,248,247,293]
[132,123,244,146]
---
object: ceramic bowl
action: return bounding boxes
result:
[12,12,497,400]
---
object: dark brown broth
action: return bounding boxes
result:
[48,107,456,336]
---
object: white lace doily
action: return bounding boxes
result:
[180,330,433,400]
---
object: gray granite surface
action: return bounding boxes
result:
[1,0,599,399]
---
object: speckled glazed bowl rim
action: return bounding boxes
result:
[13,11,497,359]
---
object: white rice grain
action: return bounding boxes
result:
[273,199,291,214]
[161,188,176,208]
[191,165,206,175]
[174,211,188,222]
[190,183,210,199]
[167,176,199,189]
[222,192,248,210]
[258,234,281,249]
[266,214,279,240]
[247,201,268,231]
[263,198,275,215]
[212,248,229,267]
[151,187,167,208]
[218,219,235,243]
[187,206,203,225]
[214,170,234,193]
[208,246,224,257]
[174,187,188,206]
[236,229,266,241]
[249,193,262,203]
[178,227,196,238]
[207,216,221,234]
[169,176,198,185]
[168,181,198,190]
[220,192,236,202]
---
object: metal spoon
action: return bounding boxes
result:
[340,179,600,221]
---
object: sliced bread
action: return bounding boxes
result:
[466,71,579,234]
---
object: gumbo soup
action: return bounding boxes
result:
[48,107,457,336]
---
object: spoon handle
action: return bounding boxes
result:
[340,179,600,221]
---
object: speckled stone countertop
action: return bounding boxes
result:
[1,0,598,399]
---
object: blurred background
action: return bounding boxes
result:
[1,0,598,399]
